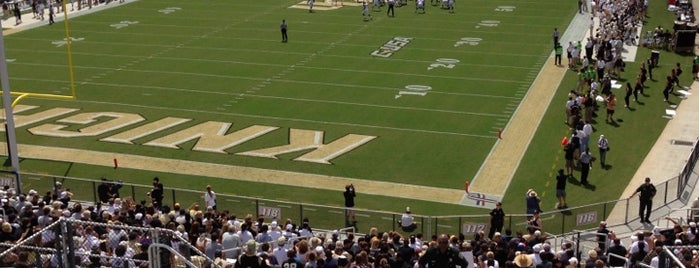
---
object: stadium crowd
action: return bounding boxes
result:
[0,178,696,268]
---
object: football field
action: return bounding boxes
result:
[1,0,578,212]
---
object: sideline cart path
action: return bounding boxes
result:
[466,11,592,207]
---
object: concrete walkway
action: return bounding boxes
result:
[1,0,136,34]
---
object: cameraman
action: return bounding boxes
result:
[150,177,164,209]
[344,184,356,224]
[97,178,123,203]
[97,178,112,203]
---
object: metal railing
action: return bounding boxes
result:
[678,137,699,203]
[0,171,684,239]
[0,218,218,268]
[0,136,695,239]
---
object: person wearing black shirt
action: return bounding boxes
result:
[596,221,609,250]
[606,239,627,267]
[489,202,505,239]
[630,177,657,223]
[150,177,164,209]
[418,234,469,268]
[97,178,114,203]
[343,184,356,224]
[555,169,567,209]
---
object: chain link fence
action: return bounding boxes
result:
[0,218,215,268]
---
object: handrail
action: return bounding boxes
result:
[662,246,686,268]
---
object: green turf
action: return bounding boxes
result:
[0,0,692,234]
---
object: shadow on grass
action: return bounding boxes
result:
[568,176,581,186]
[607,120,620,127]
[64,162,74,177]
[583,183,596,191]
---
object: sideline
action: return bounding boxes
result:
[0,142,468,204]
[1,0,139,35]
[466,10,593,207]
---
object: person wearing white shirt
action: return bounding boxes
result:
[629,234,649,265]
[597,59,606,80]
[222,224,242,259]
[582,121,593,152]
[204,185,217,210]
[399,207,417,232]
[273,237,289,265]
[268,221,283,242]
[238,223,254,244]
[298,220,313,238]
[485,251,500,268]
[459,242,475,268]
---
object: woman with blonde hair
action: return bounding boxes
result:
[369,237,381,256]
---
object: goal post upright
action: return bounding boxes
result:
[0,0,79,194]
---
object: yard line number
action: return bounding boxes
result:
[393,6,514,99]
[494,6,515,12]
[395,85,432,99]
[158,7,181,14]
[454,37,482,47]
[427,58,460,70]
[52,37,85,47]
[476,20,500,28]
[110,21,139,29]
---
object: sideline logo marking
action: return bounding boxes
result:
[1,105,377,165]
[371,37,413,58]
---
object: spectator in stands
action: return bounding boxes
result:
[514,252,533,268]
[567,257,578,268]
[629,233,649,266]
[606,239,627,267]
[0,222,19,243]
[273,237,288,264]
[418,234,469,268]
[596,221,609,250]
[299,218,313,238]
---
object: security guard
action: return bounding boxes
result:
[630,177,657,223]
